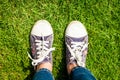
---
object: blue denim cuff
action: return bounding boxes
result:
[33,68,54,80]
[70,66,96,80]
[37,68,52,74]
[72,66,84,72]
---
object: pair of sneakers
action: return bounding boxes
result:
[28,20,88,70]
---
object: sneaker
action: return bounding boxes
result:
[28,20,55,68]
[65,21,88,67]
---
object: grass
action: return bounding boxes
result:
[0,0,120,80]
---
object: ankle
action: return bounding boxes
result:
[36,62,52,72]
[67,63,78,74]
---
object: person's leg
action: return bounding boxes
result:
[28,20,55,80]
[65,21,96,80]
[70,66,96,80]
[33,68,53,80]
[33,62,54,80]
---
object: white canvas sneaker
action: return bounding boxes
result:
[28,20,55,67]
[65,21,88,67]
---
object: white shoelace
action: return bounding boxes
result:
[66,41,88,67]
[28,36,55,66]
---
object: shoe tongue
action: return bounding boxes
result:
[37,53,52,65]
[30,34,53,58]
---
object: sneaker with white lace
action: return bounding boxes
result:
[65,21,88,67]
[28,20,55,68]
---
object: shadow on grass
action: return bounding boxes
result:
[24,60,35,80]
[24,27,35,80]
[24,48,35,80]
[55,25,69,80]
[55,40,68,80]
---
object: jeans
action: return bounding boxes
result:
[33,67,96,80]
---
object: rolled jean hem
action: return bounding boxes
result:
[36,68,52,74]
[33,68,54,80]
[72,66,83,72]
[70,66,96,80]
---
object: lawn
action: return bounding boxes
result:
[0,0,120,80]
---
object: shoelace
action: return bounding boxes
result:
[28,36,55,66]
[66,41,88,67]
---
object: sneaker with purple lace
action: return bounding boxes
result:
[65,21,88,67]
[28,20,55,68]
